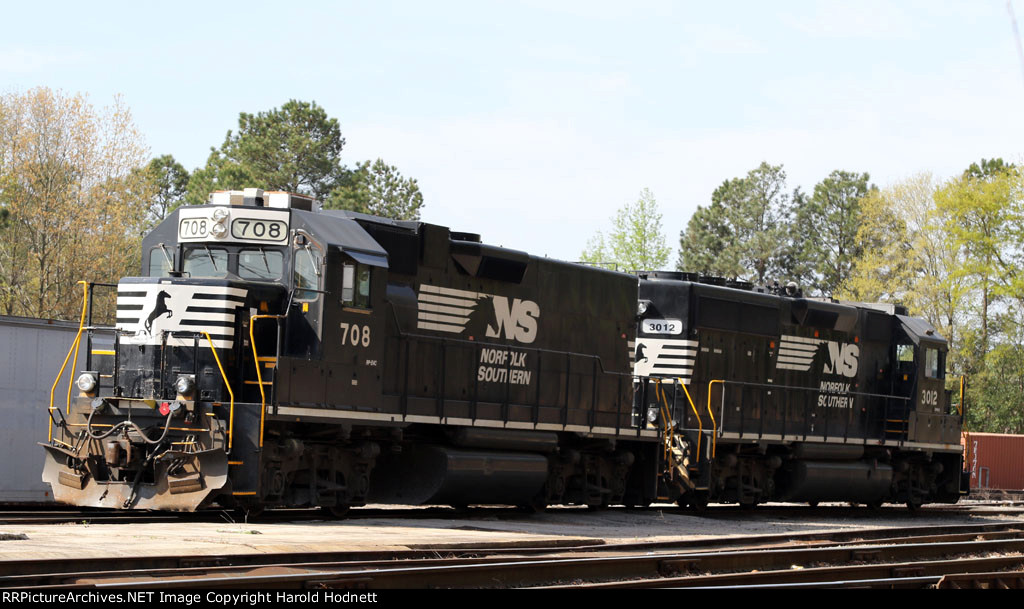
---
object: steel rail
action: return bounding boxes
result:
[558,555,1024,589]
[5,528,1024,589]
[9,527,1024,590]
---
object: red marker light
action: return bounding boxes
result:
[160,402,171,416]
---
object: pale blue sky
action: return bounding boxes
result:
[3,1,1023,263]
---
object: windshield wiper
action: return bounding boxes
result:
[203,245,220,271]
[258,247,271,273]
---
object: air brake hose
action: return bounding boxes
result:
[86,407,174,445]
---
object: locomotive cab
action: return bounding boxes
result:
[40,188,383,510]
[892,315,956,446]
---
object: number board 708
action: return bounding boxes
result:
[231,218,288,242]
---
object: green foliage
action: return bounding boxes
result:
[580,188,670,272]
[799,170,873,296]
[964,158,1012,180]
[967,339,1024,434]
[141,154,189,224]
[677,201,734,276]
[324,158,423,220]
[186,148,255,205]
[678,162,794,285]
[185,100,426,222]
[934,161,1020,360]
[186,100,346,204]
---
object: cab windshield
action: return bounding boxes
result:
[183,247,229,278]
[181,245,285,281]
[239,248,284,281]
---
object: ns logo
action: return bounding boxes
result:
[485,296,539,344]
[824,341,860,378]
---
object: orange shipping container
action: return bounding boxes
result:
[963,432,1024,490]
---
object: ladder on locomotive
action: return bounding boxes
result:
[245,314,284,409]
[653,379,696,493]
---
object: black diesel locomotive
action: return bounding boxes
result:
[43,189,657,512]
[634,273,967,510]
[41,190,968,512]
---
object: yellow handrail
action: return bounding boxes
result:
[49,281,88,442]
[654,380,678,475]
[653,380,668,463]
[249,314,283,449]
[679,378,702,459]
[202,331,235,452]
[706,380,723,458]
[959,375,971,476]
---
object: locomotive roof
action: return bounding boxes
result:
[896,314,946,346]
[292,209,390,267]
[639,273,948,345]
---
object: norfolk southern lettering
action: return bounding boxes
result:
[817,381,854,409]
[477,347,532,385]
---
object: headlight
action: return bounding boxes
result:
[77,372,97,393]
[637,301,649,316]
[212,207,229,222]
[210,223,228,238]
[175,375,196,397]
[646,407,659,424]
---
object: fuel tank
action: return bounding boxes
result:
[368,445,549,505]
[780,460,893,503]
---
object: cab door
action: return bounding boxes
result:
[914,342,947,443]
[918,344,945,415]
[285,231,325,359]
[321,252,387,409]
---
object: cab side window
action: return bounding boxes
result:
[293,245,321,301]
[342,262,371,308]
[925,347,943,379]
[148,248,173,277]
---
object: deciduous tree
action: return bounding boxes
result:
[0,87,151,320]
[581,188,670,271]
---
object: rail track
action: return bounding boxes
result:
[2,522,1023,589]
[0,501,1021,526]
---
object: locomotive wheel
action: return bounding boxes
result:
[905,498,922,513]
[807,501,819,508]
[866,500,883,511]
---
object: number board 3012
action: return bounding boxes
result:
[641,319,683,335]
[231,218,287,242]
